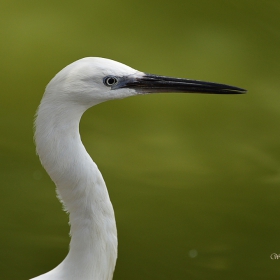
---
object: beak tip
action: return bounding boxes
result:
[236,88,247,94]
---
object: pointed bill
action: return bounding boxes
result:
[113,73,246,94]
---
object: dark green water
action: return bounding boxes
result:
[1,1,280,279]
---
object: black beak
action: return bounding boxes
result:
[114,73,246,94]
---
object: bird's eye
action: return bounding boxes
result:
[103,76,118,87]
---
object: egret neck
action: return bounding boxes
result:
[34,94,117,280]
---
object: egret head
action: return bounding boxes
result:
[44,57,246,109]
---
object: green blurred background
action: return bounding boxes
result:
[1,0,280,279]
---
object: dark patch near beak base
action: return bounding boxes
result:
[113,73,246,94]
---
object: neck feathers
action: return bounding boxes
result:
[32,97,117,280]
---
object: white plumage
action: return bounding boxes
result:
[31,57,245,280]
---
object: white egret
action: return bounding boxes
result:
[31,57,245,280]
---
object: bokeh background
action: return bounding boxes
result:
[1,0,280,279]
